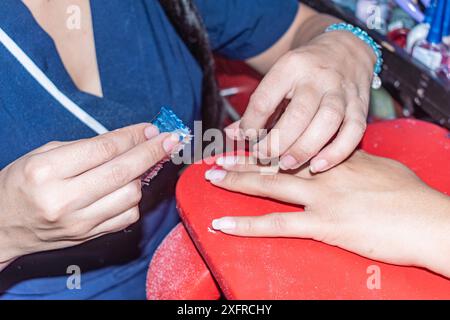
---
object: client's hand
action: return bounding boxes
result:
[205,151,450,278]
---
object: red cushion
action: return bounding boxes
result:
[176,119,450,299]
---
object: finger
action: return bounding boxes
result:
[204,169,315,205]
[33,207,140,248]
[255,85,321,159]
[211,212,321,238]
[68,132,179,207]
[240,61,296,139]
[87,206,140,237]
[48,123,159,177]
[279,91,346,170]
[310,98,367,173]
[76,179,142,227]
[215,155,315,179]
[224,121,244,141]
[216,155,263,172]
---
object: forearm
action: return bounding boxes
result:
[247,4,375,75]
[291,11,340,47]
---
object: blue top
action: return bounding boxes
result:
[0,0,298,299]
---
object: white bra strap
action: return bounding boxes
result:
[0,27,108,135]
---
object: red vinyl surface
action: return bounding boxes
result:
[175,119,450,299]
[146,223,220,300]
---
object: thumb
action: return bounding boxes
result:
[211,212,321,238]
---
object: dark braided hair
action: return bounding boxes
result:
[159,0,225,131]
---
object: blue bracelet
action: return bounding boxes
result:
[325,23,383,89]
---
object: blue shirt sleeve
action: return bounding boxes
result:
[194,0,299,60]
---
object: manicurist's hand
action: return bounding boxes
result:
[227,5,377,173]
[0,123,180,270]
[206,152,450,278]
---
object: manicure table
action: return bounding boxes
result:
[146,119,450,300]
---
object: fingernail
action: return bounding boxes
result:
[310,159,328,173]
[205,169,227,182]
[216,156,237,166]
[212,217,236,230]
[163,133,180,153]
[280,155,299,170]
[144,125,159,139]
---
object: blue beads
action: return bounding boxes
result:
[325,23,384,76]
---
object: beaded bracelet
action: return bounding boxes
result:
[325,23,383,89]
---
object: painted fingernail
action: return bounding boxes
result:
[280,155,299,170]
[163,133,180,153]
[205,169,227,182]
[144,125,159,139]
[216,156,237,166]
[310,159,328,173]
[212,217,236,231]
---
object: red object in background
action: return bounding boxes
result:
[387,28,410,48]
[214,56,261,125]
[148,119,450,300]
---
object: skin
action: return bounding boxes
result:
[1,1,374,271]
[206,152,450,278]
[241,6,376,173]
[0,125,181,271]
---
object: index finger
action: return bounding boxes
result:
[240,62,296,139]
[204,168,315,206]
[48,123,159,177]
[68,132,179,207]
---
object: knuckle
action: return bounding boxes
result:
[38,202,63,223]
[288,103,308,121]
[347,117,367,135]
[67,223,89,238]
[144,141,164,163]
[95,137,118,162]
[321,103,344,124]
[126,207,140,226]
[110,164,129,186]
[122,127,141,146]
[240,219,254,234]
[37,192,67,223]
[23,156,52,184]
[224,172,240,188]
[329,148,348,163]
[249,92,272,116]
[259,174,280,191]
[124,181,143,205]
[291,144,314,161]
[270,214,288,233]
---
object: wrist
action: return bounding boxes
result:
[334,30,377,67]
[410,189,450,278]
[323,22,383,89]
[311,31,376,75]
